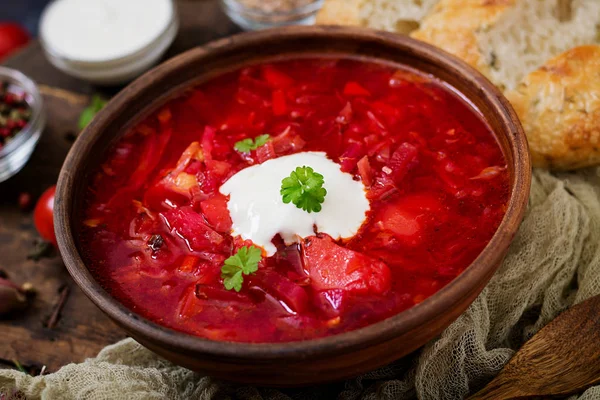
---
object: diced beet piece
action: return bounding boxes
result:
[343,81,371,96]
[256,141,276,163]
[335,102,353,124]
[338,141,364,173]
[162,207,227,252]
[357,156,373,187]
[302,235,391,294]
[251,270,309,313]
[314,289,347,318]
[388,142,418,182]
[272,126,306,154]
[274,243,305,277]
[200,194,232,233]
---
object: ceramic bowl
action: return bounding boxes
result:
[55,26,531,386]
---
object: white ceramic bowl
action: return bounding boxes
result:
[39,0,179,85]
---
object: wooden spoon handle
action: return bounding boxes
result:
[469,295,600,400]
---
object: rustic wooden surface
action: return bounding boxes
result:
[0,0,239,373]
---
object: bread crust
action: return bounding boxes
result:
[315,0,365,26]
[506,45,600,170]
[410,0,515,78]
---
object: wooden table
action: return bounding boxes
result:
[0,0,240,374]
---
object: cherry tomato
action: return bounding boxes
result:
[0,23,30,61]
[34,186,56,246]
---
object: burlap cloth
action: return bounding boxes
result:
[2,167,600,399]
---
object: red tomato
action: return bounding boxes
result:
[0,23,30,61]
[34,186,57,246]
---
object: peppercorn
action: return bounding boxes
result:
[0,80,31,146]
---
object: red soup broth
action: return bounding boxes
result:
[80,58,509,342]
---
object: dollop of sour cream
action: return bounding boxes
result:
[41,0,173,62]
[220,152,370,256]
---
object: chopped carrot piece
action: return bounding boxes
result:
[83,218,103,227]
[413,294,426,304]
[158,108,172,124]
[178,255,198,274]
[174,172,198,191]
[137,124,155,136]
[101,164,116,176]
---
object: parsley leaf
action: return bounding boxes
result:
[221,245,262,292]
[280,166,327,213]
[78,95,108,130]
[234,134,270,153]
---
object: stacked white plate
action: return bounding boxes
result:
[39,0,179,85]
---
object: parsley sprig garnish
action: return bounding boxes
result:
[234,134,270,153]
[221,246,262,292]
[280,166,327,213]
[78,94,108,130]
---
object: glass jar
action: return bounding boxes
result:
[221,0,323,30]
[0,67,46,183]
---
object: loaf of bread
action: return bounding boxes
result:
[316,0,438,34]
[411,0,514,85]
[507,45,600,170]
[316,0,600,170]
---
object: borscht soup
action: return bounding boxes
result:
[80,58,509,343]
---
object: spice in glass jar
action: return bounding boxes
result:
[236,0,316,13]
[0,81,31,149]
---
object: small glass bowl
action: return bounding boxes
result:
[0,67,46,183]
[221,0,324,30]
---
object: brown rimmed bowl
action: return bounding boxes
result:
[55,26,531,386]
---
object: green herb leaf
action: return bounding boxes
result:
[280,166,327,213]
[234,134,270,153]
[78,95,108,130]
[221,246,262,292]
